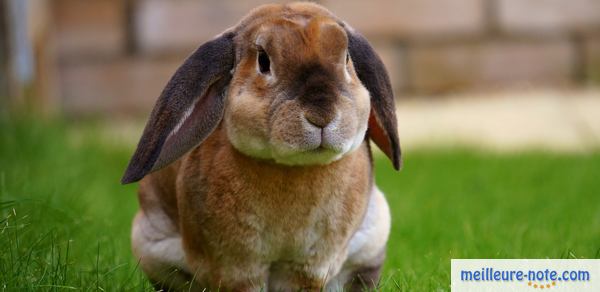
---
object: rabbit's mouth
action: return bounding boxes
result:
[301,131,347,154]
[226,115,364,166]
[268,116,368,166]
[224,88,370,167]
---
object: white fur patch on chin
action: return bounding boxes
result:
[226,115,368,166]
[272,148,344,166]
[228,132,367,167]
[226,126,273,160]
[228,132,351,166]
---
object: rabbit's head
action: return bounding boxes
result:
[122,3,400,184]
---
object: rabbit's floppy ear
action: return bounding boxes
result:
[122,32,235,184]
[346,28,401,170]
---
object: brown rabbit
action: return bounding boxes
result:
[122,2,400,291]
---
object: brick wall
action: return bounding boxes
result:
[48,0,600,116]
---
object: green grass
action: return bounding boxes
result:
[1,115,599,291]
[377,149,600,290]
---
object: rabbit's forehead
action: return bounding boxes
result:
[238,2,336,28]
[235,3,347,56]
[248,18,348,61]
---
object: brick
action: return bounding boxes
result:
[408,40,576,93]
[498,0,600,35]
[135,0,486,53]
[135,0,286,54]
[52,0,126,58]
[322,0,485,39]
[59,57,182,116]
[585,37,600,84]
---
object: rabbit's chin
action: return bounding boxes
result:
[227,124,367,166]
[236,140,361,166]
[273,147,347,166]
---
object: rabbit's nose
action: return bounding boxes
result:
[305,112,333,128]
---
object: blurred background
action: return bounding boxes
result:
[1,1,599,290]
[1,0,600,150]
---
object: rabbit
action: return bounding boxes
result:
[122,2,401,291]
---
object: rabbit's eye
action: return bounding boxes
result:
[346,52,350,64]
[258,49,271,74]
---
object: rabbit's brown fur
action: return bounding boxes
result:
[126,2,399,291]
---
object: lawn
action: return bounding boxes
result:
[1,115,599,291]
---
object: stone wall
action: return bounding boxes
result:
[48,0,600,116]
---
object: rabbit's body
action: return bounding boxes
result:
[132,126,390,290]
[123,2,400,290]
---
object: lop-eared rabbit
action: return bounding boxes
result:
[122,2,400,291]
